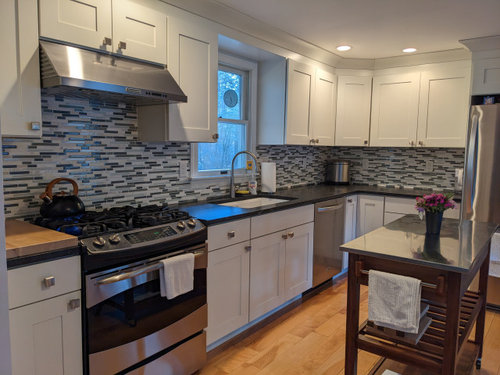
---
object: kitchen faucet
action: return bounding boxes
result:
[230,151,259,198]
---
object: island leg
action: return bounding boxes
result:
[475,247,490,369]
[345,253,360,375]
[442,272,461,375]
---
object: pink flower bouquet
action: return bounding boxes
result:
[415,193,456,214]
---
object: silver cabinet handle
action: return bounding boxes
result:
[68,299,80,311]
[288,232,294,238]
[363,140,368,145]
[282,234,288,240]
[212,133,219,140]
[103,37,112,46]
[317,204,343,212]
[418,140,424,146]
[30,122,41,131]
[365,203,376,207]
[409,140,415,146]
[227,231,236,239]
[118,41,127,50]
[347,199,353,203]
[43,276,55,288]
[244,246,252,252]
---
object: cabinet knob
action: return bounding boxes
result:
[347,199,353,203]
[288,232,294,238]
[30,122,41,131]
[244,245,252,252]
[212,133,219,140]
[118,41,127,50]
[409,140,415,146]
[103,37,112,46]
[68,299,80,311]
[282,234,288,240]
[42,276,55,288]
[363,140,368,145]
[418,141,424,146]
[227,231,235,239]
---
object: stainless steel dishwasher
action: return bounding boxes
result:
[313,197,345,287]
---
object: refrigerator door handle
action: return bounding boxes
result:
[465,108,481,218]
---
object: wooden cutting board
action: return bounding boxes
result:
[5,219,78,259]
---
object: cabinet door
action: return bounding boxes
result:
[39,0,112,51]
[357,195,385,236]
[168,15,218,142]
[417,64,471,147]
[472,57,500,95]
[112,0,167,64]
[344,195,358,242]
[310,69,336,146]
[207,242,250,345]
[249,232,286,321]
[370,72,420,147]
[344,196,358,269]
[335,76,372,146]
[284,223,314,299]
[9,291,82,375]
[285,59,314,145]
[0,0,42,138]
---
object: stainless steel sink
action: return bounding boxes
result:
[217,197,291,209]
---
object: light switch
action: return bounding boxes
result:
[425,160,434,172]
[179,160,188,178]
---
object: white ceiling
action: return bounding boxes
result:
[213,0,500,59]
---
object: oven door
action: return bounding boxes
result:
[85,243,207,375]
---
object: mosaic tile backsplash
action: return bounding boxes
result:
[2,95,464,218]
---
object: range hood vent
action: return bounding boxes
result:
[40,41,187,105]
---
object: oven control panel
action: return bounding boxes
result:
[81,218,205,254]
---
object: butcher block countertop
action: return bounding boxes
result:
[5,219,79,268]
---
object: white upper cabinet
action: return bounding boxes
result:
[370,72,421,147]
[285,60,315,145]
[335,75,372,146]
[39,0,113,51]
[39,0,167,64]
[471,57,500,95]
[167,14,218,142]
[112,0,167,64]
[310,69,337,146]
[417,62,471,148]
[0,0,42,138]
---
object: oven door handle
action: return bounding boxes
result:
[96,250,204,285]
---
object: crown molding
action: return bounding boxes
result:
[460,35,500,52]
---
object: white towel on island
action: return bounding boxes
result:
[368,270,421,334]
[159,253,195,299]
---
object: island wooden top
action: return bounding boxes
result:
[5,219,78,260]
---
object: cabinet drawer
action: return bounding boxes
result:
[384,197,416,214]
[8,256,81,309]
[251,205,314,238]
[208,218,250,251]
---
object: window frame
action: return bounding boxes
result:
[191,53,258,180]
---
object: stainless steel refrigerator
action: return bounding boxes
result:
[462,103,500,307]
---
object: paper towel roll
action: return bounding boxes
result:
[261,162,276,193]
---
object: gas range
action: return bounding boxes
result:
[34,204,207,273]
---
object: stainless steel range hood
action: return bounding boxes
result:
[40,41,187,105]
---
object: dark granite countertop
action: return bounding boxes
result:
[340,215,498,273]
[182,184,462,226]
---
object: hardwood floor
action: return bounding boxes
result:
[200,278,500,375]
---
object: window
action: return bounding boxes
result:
[192,54,257,178]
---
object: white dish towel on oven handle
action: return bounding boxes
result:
[159,253,195,299]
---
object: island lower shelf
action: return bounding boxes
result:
[358,291,484,373]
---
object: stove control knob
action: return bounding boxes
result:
[187,218,196,228]
[93,236,106,248]
[177,221,186,231]
[109,234,121,244]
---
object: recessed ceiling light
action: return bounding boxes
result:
[336,45,351,52]
[403,47,417,53]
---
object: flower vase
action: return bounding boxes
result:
[425,211,443,235]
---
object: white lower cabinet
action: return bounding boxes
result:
[207,242,250,345]
[8,256,82,375]
[357,195,385,236]
[207,206,314,345]
[9,291,82,375]
[249,232,286,321]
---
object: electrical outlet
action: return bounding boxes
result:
[425,160,434,173]
[179,160,188,178]
[362,159,369,170]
